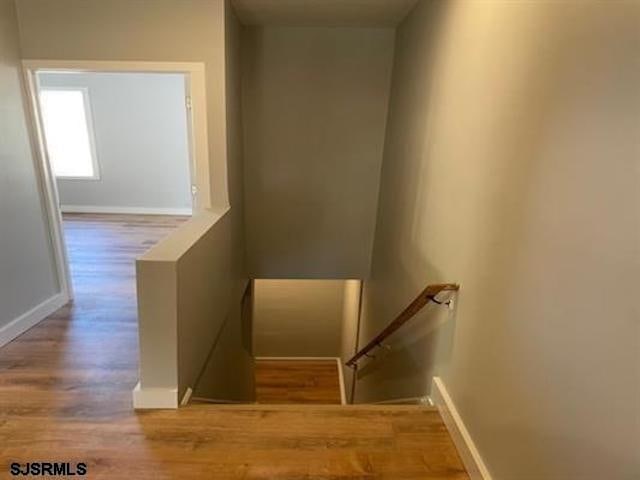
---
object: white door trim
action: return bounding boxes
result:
[22,60,213,302]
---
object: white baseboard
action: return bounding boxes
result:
[132,382,178,409]
[0,293,67,349]
[335,358,347,405]
[432,377,492,480]
[180,387,193,406]
[60,205,192,216]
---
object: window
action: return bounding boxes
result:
[39,88,99,179]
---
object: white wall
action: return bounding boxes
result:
[357,1,640,478]
[253,279,346,357]
[0,0,61,342]
[242,26,394,278]
[38,72,192,213]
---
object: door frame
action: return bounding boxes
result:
[22,60,211,301]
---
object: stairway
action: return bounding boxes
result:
[176,403,470,479]
[192,358,342,405]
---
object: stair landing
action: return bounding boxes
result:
[176,404,470,479]
[255,358,342,404]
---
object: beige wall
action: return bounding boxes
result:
[224,0,248,294]
[176,211,252,400]
[357,1,640,478]
[0,0,59,334]
[137,208,253,404]
[188,2,254,402]
[253,279,346,357]
[340,279,361,402]
[242,26,394,278]
[193,281,255,402]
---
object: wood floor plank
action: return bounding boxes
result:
[0,213,469,479]
[255,359,343,404]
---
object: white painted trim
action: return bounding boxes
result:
[132,382,178,409]
[336,358,347,405]
[432,377,493,480]
[23,60,206,74]
[60,205,192,216]
[0,293,67,348]
[180,387,193,406]
[22,67,74,301]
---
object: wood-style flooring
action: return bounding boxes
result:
[255,359,342,404]
[0,213,469,479]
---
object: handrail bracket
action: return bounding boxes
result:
[426,295,451,306]
[346,283,459,368]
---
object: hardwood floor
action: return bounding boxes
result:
[255,359,342,404]
[0,213,469,479]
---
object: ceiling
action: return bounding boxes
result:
[231,0,419,27]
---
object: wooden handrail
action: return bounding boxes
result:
[346,283,459,368]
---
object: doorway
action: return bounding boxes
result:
[23,60,210,303]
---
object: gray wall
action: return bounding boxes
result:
[356,1,640,479]
[253,279,345,357]
[242,26,394,278]
[0,0,59,331]
[38,72,192,212]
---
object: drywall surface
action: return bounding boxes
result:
[253,279,346,357]
[0,0,59,330]
[357,1,640,479]
[192,289,255,402]
[242,26,394,278]
[137,209,253,402]
[38,72,192,212]
[340,279,361,402]
[232,0,418,27]
[224,0,249,298]
[175,211,250,399]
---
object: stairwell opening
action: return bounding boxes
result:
[251,279,361,405]
[193,279,362,405]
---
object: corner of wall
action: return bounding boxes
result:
[0,292,67,349]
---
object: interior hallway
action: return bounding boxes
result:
[0,214,468,479]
